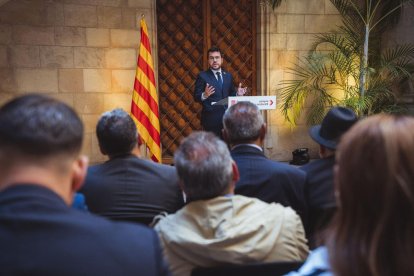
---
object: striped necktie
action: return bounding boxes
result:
[216,71,223,87]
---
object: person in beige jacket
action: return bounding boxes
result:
[154,131,309,276]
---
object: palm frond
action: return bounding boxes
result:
[285,55,337,87]
[279,79,308,125]
[340,95,372,116]
[330,0,363,24]
[379,44,414,79]
[379,104,408,114]
[328,50,356,74]
[310,33,356,57]
[307,89,338,124]
[270,0,283,9]
[382,44,414,63]
[337,24,364,50]
[372,0,414,32]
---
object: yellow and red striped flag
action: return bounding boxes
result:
[131,18,161,162]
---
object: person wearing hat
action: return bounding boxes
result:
[300,106,358,249]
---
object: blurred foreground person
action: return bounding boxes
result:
[155,131,308,276]
[0,95,169,276]
[287,114,414,276]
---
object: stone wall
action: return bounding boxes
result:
[0,0,155,163]
[259,0,342,161]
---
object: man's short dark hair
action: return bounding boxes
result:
[0,94,83,161]
[207,46,223,57]
[174,131,233,201]
[96,109,138,157]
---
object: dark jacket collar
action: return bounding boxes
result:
[108,153,137,160]
[0,184,68,208]
[230,144,266,157]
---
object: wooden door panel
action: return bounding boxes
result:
[209,0,256,93]
[157,0,256,160]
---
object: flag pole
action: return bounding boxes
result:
[137,13,148,160]
[130,15,162,163]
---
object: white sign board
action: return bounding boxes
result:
[228,96,276,110]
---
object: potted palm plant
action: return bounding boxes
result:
[275,0,414,124]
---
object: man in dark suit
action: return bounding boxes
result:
[0,94,169,276]
[222,101,307,225]
[194,46,246,137]
[81,109,184,225]
[300,106,357,248]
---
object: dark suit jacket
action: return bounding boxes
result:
[300,156,337,248]
[300,156,336,210]
[0,184,169,276]
[231,145,307,226]
[80,154,184,224]
[194,69,237,134]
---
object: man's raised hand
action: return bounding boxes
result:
[203,83,215,98]
[237,82,247,96]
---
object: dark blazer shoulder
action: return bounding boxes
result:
[0,186,168,276]
[197,70,216,86]
[232,145,304,173]
[231,145,265,156]
[136,158,177,176]
[300,156,335,173]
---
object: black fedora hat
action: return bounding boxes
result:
[309,107,358,150]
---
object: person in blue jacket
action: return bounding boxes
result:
[194,46,246,137]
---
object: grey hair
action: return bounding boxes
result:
[174,131,233,201]
[223,101,264,143]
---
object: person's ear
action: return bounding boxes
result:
[228,161,239,194]
[319,145,326,158]
[259,123,267,141]
[177,179,187,203]
[137,135,144,147]
[98,142,106,155]
[222,128,230,145]
[71,155,89,193]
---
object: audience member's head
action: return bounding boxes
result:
[222,101,265,145]
[328,114,414,275]
[0,94,87,203]
[174,131,238,201]
[309,106,357,157]
[96,108,139,158]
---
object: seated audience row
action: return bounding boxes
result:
[3,94,411,276]
[80,102,357,253]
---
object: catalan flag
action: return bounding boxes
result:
[131,18,161,163]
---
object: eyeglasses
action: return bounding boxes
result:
[208,56,221,60]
